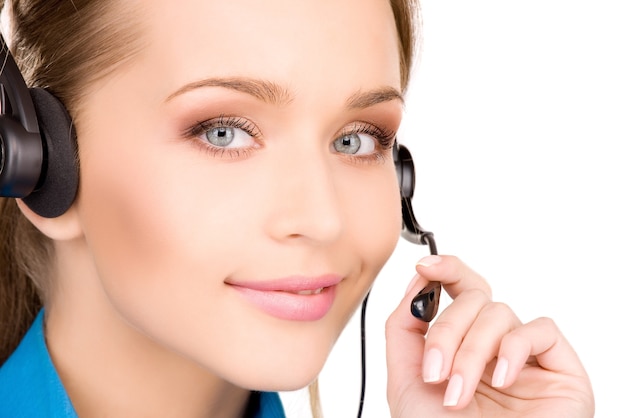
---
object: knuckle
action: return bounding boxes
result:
[452,344,486,370]
[459,287,491,304]
[455,344,482,360]
[384,315,397,337]
[501,329,528,345]
[426,318,458,339]
[532,316,558,330]
[481,301,513,317]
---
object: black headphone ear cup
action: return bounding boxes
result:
[395,143,429,244]
[0,107,44,197]
[395,143,416,199]
[21,88,79,218]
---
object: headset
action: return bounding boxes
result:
[354,144,442,418]
[394,143,442,322]
[0,35,79,218]
[0,31,439,417]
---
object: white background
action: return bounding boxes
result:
[282,0,625,417]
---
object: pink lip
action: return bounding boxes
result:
[228,275,342,321]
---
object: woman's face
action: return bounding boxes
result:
[74,0,403,390]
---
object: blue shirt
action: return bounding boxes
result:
[0,311,285,417]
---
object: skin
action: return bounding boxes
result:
[17,0,595,416]
[386,256,594,417]
[21,0,403,416]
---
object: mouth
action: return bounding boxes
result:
[292,288,324,295]
[227,275,342,321]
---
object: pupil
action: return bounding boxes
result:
[217,128,228,137]
[342,138,351,146]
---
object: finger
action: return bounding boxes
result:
[385,273,432,396]
[421,288,492,383]
[415,255,492,300]
[442,302,522,409]
[492,317,589,388]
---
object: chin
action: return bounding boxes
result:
[235,351,329,392]
[214,330,334,393]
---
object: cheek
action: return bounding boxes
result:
[338,162,402,265]
[75,119,247,331]
[330,161,402,315]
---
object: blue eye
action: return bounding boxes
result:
[203,126,254,148]
[184,116,262,159]
[333,133,376,155]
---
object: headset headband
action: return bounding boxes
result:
[1,36,40,133]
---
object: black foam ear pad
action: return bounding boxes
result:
[395,143,432,245]
[22,88,79,218]
[394,143,416,199]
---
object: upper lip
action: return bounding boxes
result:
[226,274,343,292]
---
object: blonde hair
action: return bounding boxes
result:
[0,0,420,415]
[0,0,143,363]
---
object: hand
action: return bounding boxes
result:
[385,255,594,417]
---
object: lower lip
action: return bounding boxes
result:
[231,285,337,321]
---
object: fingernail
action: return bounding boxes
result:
[422,348,443,383]
[404,274,420,296]
[416,255,442,268]
[443,374,463,407]
[492,357,508,388]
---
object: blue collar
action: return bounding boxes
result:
[0,310,76,417]
[0,310,285,417]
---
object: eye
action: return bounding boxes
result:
[185,115,262,156]
[332,133,376,155]
[203,125,254,148]
[183,116,262,159]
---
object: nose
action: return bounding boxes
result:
[263,145,343,245]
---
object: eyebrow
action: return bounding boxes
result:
[165,76,403,108]
[345,87,404,109]
[166,77,293,105]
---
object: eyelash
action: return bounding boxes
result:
[339,121,396,164]
[183,115,396,162]
[183,115,262,158]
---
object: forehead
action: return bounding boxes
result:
[136,0,401,100]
